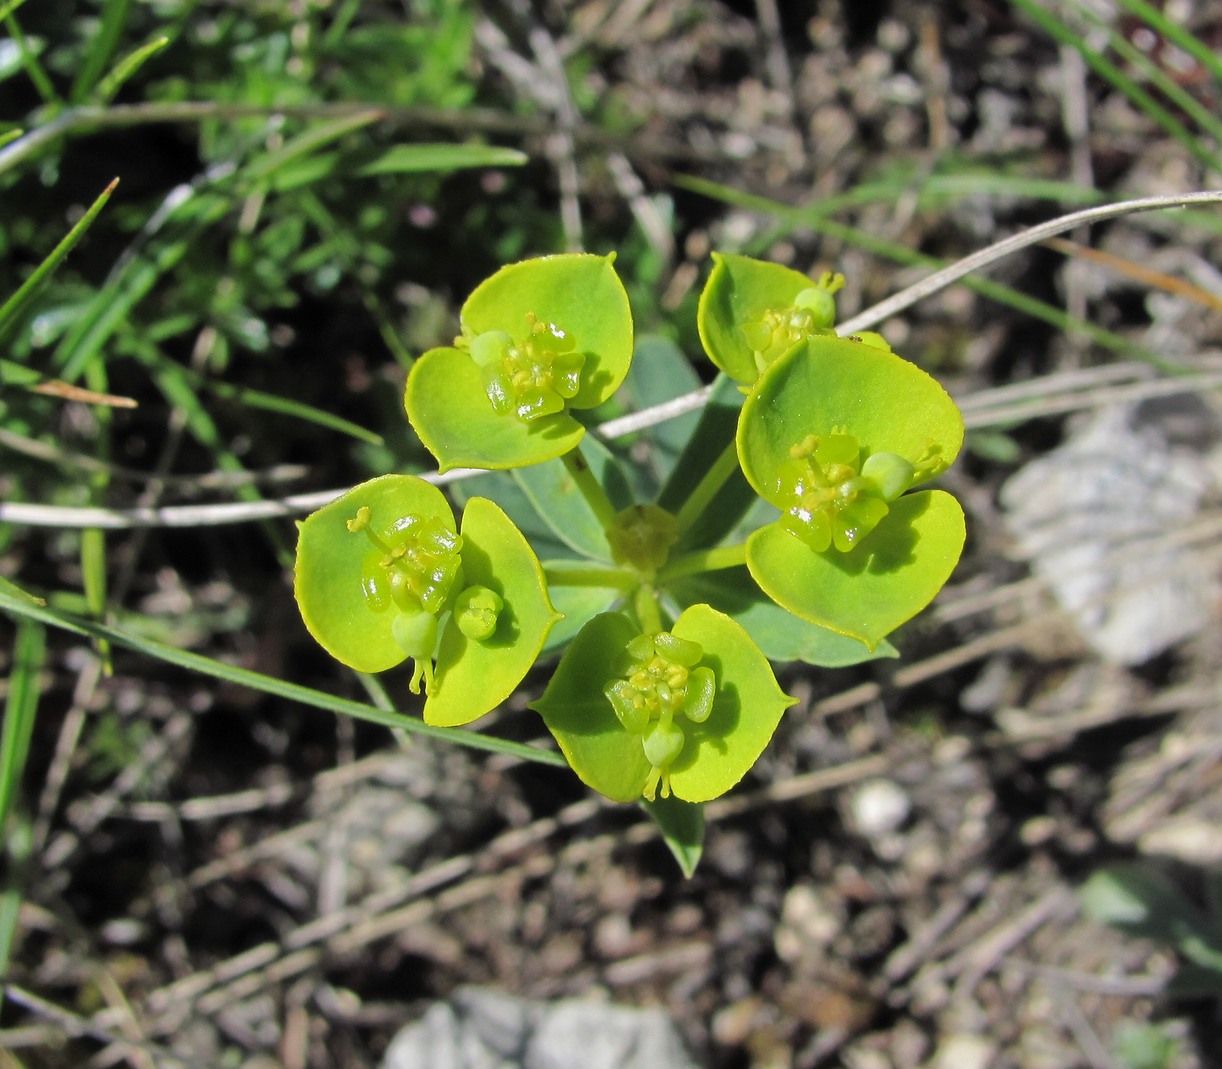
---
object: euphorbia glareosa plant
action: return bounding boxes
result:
[294,252,966,871]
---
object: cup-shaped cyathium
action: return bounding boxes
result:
[294,474,560,726]
[405,253,634,471]
[532,605,794,804]
[736,335,967,649]
[698,252,847,384]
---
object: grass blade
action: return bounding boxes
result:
[0,178,119,347]
[95,34,171,104]
[1011,0,1220,174]
[0,590,568,768]
[0,620,45,1014]
[1,5,58,105]
[68,0,132,103]
[1112,0,1222,87]
[353,142,527,176]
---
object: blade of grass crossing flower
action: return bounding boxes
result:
[0,591,569,768]
[0,178,119,347]
[0,621,45,1014]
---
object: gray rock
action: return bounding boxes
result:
[381,988,703,1069]
[1000,404,1219,665]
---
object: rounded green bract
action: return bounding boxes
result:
[294,475,458,676]
[405,253,634,471]
[294,476,560,726]
[736,335,967,648]
[698,252,845,383]
[532,605,795,804]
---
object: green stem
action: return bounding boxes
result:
[673,439,741,537]
[656,542,747,584]
[543,565,636,590]
[562,446,619,530]
[634,585,663,634]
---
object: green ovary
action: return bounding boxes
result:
[469,313,586,422]
[604,631,716,801]
[347,506,463,693]
[777,432,914,553]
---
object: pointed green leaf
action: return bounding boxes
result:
[642,795,704,878]
[512,437,636,562]
[746,490,965,649]
[424,497,561,727]
[354,142,527,175]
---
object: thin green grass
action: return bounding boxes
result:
[0,588,567,768]
[1012,0,1221,175]
[0,621,46,1012]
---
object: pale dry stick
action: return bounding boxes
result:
[42,712,194,874]
[961,367,1222,427]
[754,0,798,132]
[6,359,1217,532]
[30,655,101,854]
[5,189,1221,533]
[833,189,1222,337]
[607,152,676,269]
[90,796,602,1033]
[991,678,1222,747]
[101,751,896,1035]
[933,509,1222,628]
[945,885,1076,999]
[954,360,1152,413]
[528,22,585,253]
[882,869,996,991]
[999,958,1167,998]
[1058,42,1097,359]
[122,748,403,823]
[188,757,896,1017]
[1059,990,1122,1069]
[1,984,201,1069]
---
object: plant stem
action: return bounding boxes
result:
[673,438,741,537]
[657,542,747,583]
[543,565,636,590]
[562,446,619,530]
[634,585,664,634]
